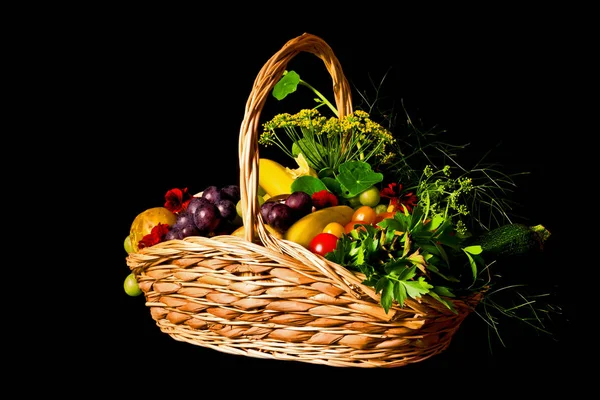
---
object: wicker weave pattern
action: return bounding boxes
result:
[127,33,481,368]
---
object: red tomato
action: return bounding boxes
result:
[308,232,339,256]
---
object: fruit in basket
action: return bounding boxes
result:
[358,185,381,207]
[201,185,221,204]
[285,191,313,217]
[283,205,354,248]
[123,272,142,296]
[191,201,222,233]
[129,207,177,252]
[215,199,237,221]
[124,235,133,254]
[267,203,295,232]
[322,222,345,238]
[308,232,339,256]
[351,205,377,225]
[170,211,201,239]
[259,158,296,197]
[260,201,276,223]
[220,184,241,203]
[258,191,314,232]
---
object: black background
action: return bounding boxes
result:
[66,11,587,392]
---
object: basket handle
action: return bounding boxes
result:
[238,33,353,244]
[236,33,369,297]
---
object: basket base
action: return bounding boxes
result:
[151,312,471,368]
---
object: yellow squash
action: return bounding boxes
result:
[284,205,354,248]
[258,158,295,197]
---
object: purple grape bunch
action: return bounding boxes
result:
[261,191,313,233]
[166,184,242,240]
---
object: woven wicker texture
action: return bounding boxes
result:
[127,33,482,368]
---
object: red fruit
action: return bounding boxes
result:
[308,232,339,256]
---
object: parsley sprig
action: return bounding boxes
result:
[326,205,482,314]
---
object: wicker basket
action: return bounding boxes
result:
[126,32,482,368]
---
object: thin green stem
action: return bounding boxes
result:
[299,80,338,117]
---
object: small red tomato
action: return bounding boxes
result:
[308,232,339,256]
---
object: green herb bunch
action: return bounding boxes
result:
[260,108,396,173]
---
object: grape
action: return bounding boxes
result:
[124,273,142,296]
[220,184,240,203]
[268,203,294,232]
[173,211,195,230]
[201,185,221,204]
[285,191,313,217]
[192,202,222,233]
[213,219,240,235]
[260,201,276,223]
[180,223,200,238]
[124,235,133,254]
[164,228,183,240]
[187,196,211,215]
[215,199,237,221]
[170,211,201,239]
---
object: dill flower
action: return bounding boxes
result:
[260,108,396,172]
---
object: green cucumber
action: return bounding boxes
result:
[470,223,551,257]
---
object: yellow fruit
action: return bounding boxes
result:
[259,158,296,197]
[322,222,346,238]
[129,207,177,253]
[284,205,354,248]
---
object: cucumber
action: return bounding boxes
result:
[470,223,551,257]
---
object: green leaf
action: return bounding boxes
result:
[393,281,407,308]
[428,291,458,314]
[431,241,450,266]
[397,265,418,281]
[337,161,384,198]
[321,176,343,197]
[272,70,300,100]
[403,276,432,299]
[292,138,327,170]
[290,175,328,196]
[378,212,410,232]
[427,215,445,231]
[463,245,483,255]
[464,251,478,281]
[383,258,410,275]
[376,277,394,313]
[426,262,461,282]
[420,243,441,256]
[433,286,456,298]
